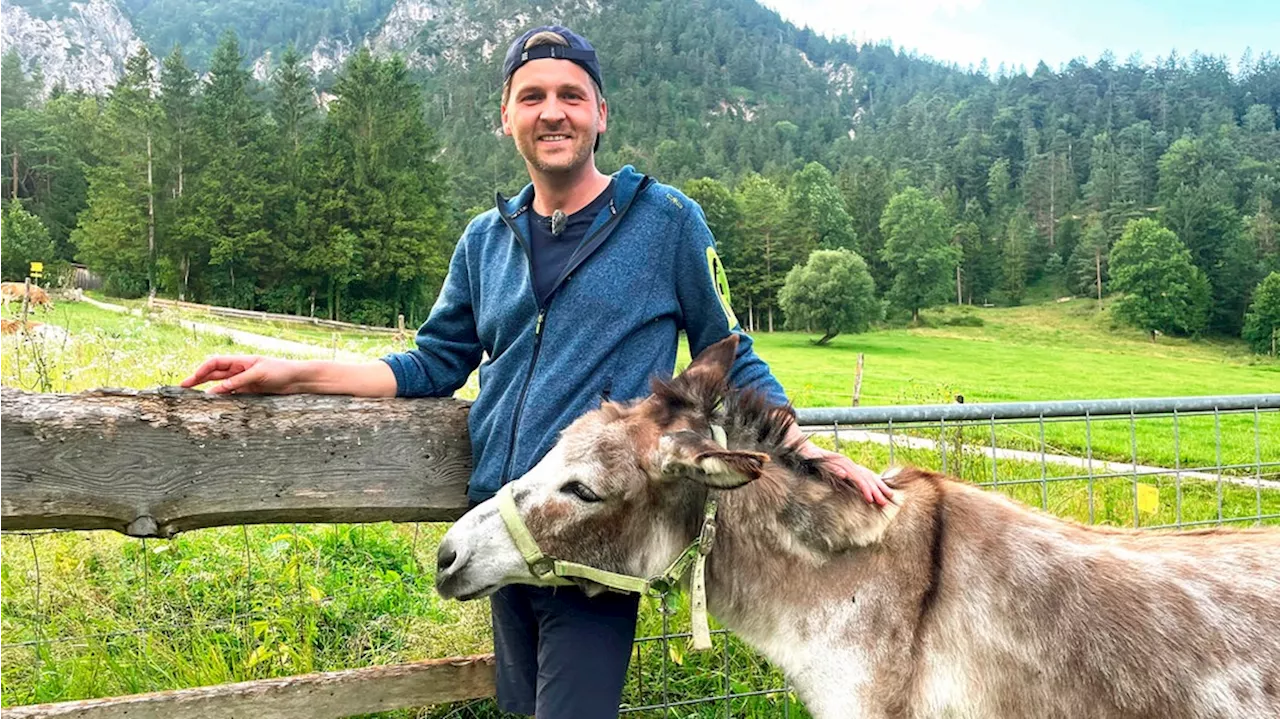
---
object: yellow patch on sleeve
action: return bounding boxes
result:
[706,246,738,331]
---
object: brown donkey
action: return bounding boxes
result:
[436,336,1280,718]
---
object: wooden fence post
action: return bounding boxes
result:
[852,353,865,407]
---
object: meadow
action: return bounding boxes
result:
[1,296,1276,717]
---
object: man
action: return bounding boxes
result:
[182,25,892,717]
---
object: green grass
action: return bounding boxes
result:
[2,296,1277,716]
[752,300,1276,406]
[744,300,1279,474]
[0,302,319,393]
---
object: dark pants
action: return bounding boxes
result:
[490,583,641,717]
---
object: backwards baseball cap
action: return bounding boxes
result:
[502,25,603,93]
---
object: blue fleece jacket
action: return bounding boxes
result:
[382,166,788,503]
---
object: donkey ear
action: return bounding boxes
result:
[657,429,768,490]
[678,335,739,390]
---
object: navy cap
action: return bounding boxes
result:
[502,25,603,92]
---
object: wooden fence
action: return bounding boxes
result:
[1,387,489,717]
[147,297,405,335]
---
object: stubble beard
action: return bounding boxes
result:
[519,132,596,177]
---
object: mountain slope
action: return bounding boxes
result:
[1,0,144,94]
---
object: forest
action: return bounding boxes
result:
[2,0,1278,346]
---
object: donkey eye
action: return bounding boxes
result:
[561,481,602,503]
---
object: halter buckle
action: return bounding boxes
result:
[530,557,555,578]
[698,520,717,555]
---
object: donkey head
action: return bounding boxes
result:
[435,336,768,600]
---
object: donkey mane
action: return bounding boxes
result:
[649,369,884,498]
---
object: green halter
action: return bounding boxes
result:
[495,425,726,650]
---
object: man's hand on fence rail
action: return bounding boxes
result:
[182,355,308,394]
[181,356,399,397]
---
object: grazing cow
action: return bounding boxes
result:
[436,336,1280,719]
[0,318,25,334]
[0,282,54,311]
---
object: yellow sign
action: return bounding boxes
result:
[1136,483,1160,514]
[29,261,43,277]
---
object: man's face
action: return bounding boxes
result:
[502,59,607,177]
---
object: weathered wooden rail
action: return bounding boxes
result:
[1,387,475,536]
[2,656,496,719]
[2,387,489,718]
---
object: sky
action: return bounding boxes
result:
[760,0,1280,73]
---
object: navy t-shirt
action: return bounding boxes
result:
[529,181,615,306]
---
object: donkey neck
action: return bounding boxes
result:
[695,472,937,716]
[702,468,918,620]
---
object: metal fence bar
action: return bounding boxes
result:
[795,394,1280,425]
[1257,408,1266,524]
[959,464,1280,489]
[661,610,671,718]
[26,533,43,708]
[1039,415,1049,510]
[989,417,998,489]
[939,418,948,475]
[800,411,1274,435]
[722,625,731,718]
[1215,408,1224,523]
[1174,409,1184,527]
[1085,411,1096,524]
[1129,411,1139,528]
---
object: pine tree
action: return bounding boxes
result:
[986,157,1013,235]
[734,173,792,331]
[271,44,318,314]
[880,187,961,322]
[786,162,856,252]
[954,199,987,304]
[1001,210,1034,305]
[837,156,894,290]
[2,50,42,203]
[72,47,160,295]
[1242,272,1280,355]
[159,45,200,298]
[1,50,39,111]
[1068,214,1112,301]
[1247,190,1278,276]
[307,48,454,323]
[186,31,277,307]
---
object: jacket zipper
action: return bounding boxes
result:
[497,208,540,486]
[494,178,652,484]
[499,305,547,485]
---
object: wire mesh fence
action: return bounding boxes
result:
[2,394,1277,718]
[799,394,1280,531]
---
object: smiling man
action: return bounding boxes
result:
[182,24,890,717]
